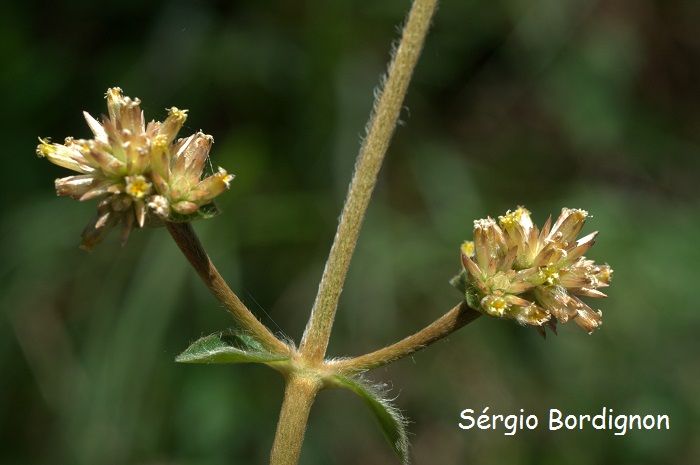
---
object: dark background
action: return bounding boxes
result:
[2,0,699,464]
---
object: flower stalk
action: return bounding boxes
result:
[166,222,289,355]
[334,302,482,374]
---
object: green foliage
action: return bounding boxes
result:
[448,269,467,294]
[176,330,289,364]
[449,271,482,313]
[329,374,409,464]
[463,282,482,314]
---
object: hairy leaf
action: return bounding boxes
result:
[330,374,409,464]
[464,281,482,313]
[176,330,289,364]
[449,269,467,293]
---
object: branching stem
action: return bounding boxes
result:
[334,302,481,373]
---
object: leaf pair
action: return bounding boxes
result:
[177,330,410,463]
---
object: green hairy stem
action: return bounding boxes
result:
[299,0,440,365]
[271,0,440,463]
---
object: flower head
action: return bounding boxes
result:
[452,207,613,335]
[37,88,233,250]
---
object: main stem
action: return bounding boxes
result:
[269,1,439,464]
[269,373,321,465]
[166,222,288,355]
[299,0,439,364]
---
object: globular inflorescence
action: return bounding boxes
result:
[452,207,612,335]
[36,88,233,250]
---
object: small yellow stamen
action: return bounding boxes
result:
[461,240,474,257]
[482,295,508,317]
[563,208,588,222]
[498,211,518,228]
[125,175,152,199]
[36,138,54,157]
[492,299,506,311]
[212,167,234,189]
[597,266,613,284]
[539,265,560,286]
[105,87,123,100]
[498,206,527,228]
[167,107,188,122]
[153,134,169,151]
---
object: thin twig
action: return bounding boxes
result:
[333,302,482,373]
[299,0,440,364]
[166,222,288,355]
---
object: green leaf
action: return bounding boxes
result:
[450,271,483,313]
[449,269,467,293]
[464,281,482,313]
[330,374,410,464]
[176,329,289,364]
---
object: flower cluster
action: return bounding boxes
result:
[36,88,233,250]
[452,207,612,335]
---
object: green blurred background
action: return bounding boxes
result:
[2,0,699,463]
